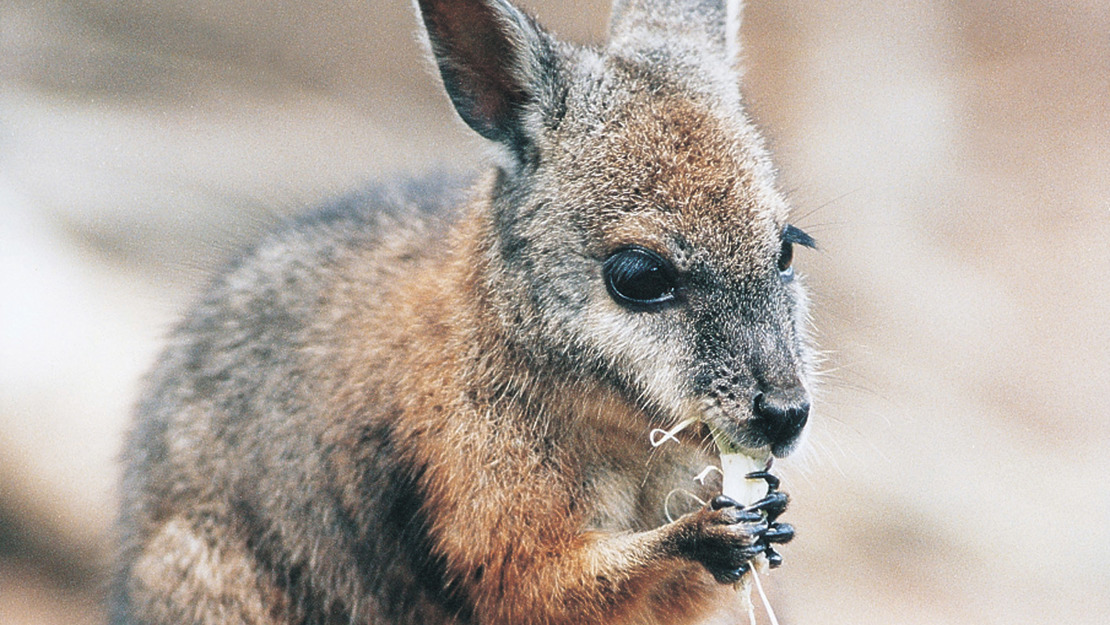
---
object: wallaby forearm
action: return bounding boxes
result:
[472,530,692,625]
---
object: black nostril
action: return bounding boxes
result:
[751,392,810,451]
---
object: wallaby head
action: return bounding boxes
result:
[419,0,814,457]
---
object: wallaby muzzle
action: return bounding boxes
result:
[751,387,810,457]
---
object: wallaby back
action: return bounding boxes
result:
[112,1,815,624]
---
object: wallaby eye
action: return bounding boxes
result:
[779,225,816,283]
[603,247,679,308]
[777,239,795,279]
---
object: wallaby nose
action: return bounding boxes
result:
[751,391,809,456]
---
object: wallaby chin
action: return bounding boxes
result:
[112,1,817,624]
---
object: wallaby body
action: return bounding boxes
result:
[112,1,816,624]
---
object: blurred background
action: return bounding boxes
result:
[1,1,1107,623]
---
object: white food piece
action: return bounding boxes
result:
[720,453,769,507]
[708,425,771,507]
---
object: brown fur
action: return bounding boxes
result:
[112,1,815,623]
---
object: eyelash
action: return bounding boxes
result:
[778,225,815,282]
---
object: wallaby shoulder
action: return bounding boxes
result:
[114,172,478,624]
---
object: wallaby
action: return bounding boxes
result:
[111,0,817,623]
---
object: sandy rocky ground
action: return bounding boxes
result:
[1,1,1108,624]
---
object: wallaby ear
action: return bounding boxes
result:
[609,0,742,67]
[416,0,556,161]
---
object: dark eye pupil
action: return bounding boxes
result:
[604,247,677,307]
[777,240,794,273]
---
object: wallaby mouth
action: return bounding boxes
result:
[695,390,809,459]
[707,422,774,465]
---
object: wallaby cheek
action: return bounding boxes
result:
[581,306,693,411]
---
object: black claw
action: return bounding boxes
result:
[735,510,765,524]
[747,520,770,538]
[714,562,750,584]
[742,542,767,560]
[747,491,788,519]
[765,548,783,568]
[762,522,794,544]
[745,470,780,491]
[711,494,741,510]
[716,505,764,527]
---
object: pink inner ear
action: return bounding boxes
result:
[419,0,534,144]
[472,89,510,129]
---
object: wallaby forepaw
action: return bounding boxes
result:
[674,498,767,583]
[675,475,795,582]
